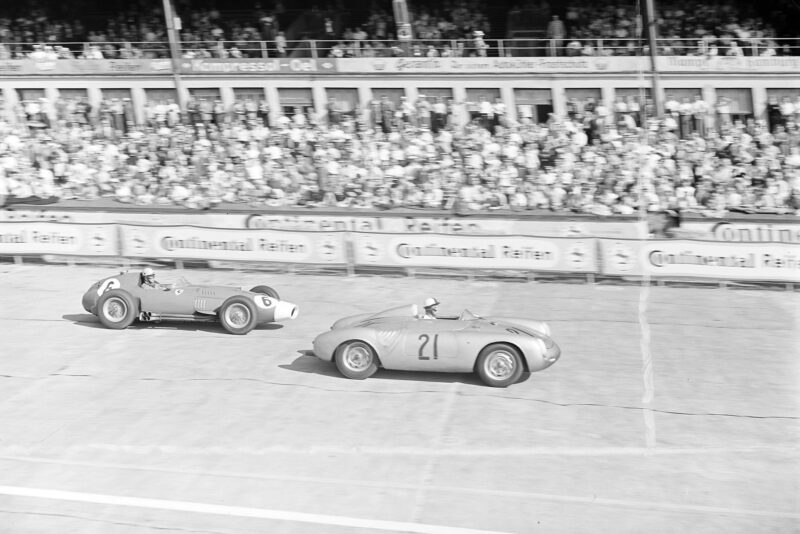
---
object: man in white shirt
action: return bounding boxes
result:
[780,97,795,122]
[478,96,493,132]
[692,95,709,136]
[665,95,680,117]
[431,96,447,133]
[492,97,506,133]
[716,97,732,129]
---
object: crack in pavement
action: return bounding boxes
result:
[1,373,795,421]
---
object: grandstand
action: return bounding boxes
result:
[0,0,798,217]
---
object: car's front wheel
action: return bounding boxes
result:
[476,343,523,387]
[250,285,280,300]
[97,289,137,330]
[335,340,379,380]
[219,296,258,335]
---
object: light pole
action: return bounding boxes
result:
[162,0,185,110]
[392,0,413,54]
[644,0,663,117]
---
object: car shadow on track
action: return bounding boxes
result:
[62,313,284,333]
[282,351,529,386]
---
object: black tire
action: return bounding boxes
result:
[250,285,280,300]
[97,289,137,330]
[476,343,524,387]
[219,296,258,335]
[334,340,379,380]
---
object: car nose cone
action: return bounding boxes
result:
[274,301,299,322]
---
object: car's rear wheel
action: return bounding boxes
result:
[97,289,137,330]
[219,296,258,335]
[335,340,379,380]
[476,343,523,387]
[250,285,280,300]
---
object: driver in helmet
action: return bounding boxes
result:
[420,297,440,319]
[140,267,170,290]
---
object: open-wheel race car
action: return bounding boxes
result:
[312,304,560,387]
[82,270,298,334]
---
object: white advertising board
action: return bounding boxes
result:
[351,232,598,272]
[1,208,645,237]
[119,225,347,264]
[0,222,118,256]
[600,239,800,282]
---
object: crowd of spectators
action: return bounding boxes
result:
[324,0,493,58]
[1,93,799,217]
[541,0,798,57]
[1,0,797,60]
[0,4,286,60]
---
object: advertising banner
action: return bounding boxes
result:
[351,232,598,272]
[0,222,118,255]
[178,58,337,74]
[0,59,173,76]
[599,239,800,282]
[1,208,644,238]
[657,55,800,73]
[245,213,646,238]
[118,225,347,264]
[334,56,646,74]
[671,218,800,244]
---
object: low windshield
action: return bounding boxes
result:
[459,309,482,321]
[172,276,190,288]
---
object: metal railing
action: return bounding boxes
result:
[1,37,799,60]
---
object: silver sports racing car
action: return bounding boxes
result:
[312,304,560,387]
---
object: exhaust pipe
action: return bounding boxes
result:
[274,301,299,322]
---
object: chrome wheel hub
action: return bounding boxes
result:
[226,304,250,327]
[103,298,126,322]
[486,351,515,380]
[345,345,372,370]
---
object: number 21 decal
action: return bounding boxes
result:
[418,334,439,360]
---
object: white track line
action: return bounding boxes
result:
[0,485,512,534]
[0,457,797,519]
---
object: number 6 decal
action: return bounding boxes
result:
[418,334,439,360]
[97,278,120,296]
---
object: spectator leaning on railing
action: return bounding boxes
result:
[548,0,795,57]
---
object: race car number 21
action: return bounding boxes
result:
[418,334,439,360]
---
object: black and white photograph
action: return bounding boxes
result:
[0,0,798,532]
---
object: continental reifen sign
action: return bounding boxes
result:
[351,232,597,272]
[600,239,800,282]
[119,225,347,264]
[676,220,800,244]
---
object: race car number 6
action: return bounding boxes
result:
[97,278,120,296]
[418,334,439,360]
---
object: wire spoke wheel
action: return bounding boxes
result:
[224,303,251,327]
[96,289,136,330]
[219,296,258,335]
[102,298,128,322]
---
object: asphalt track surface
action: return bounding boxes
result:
[0,264,797,534]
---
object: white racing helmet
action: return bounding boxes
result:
[424,297,440,309]
[142,267,155,278]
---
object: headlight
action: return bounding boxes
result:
[541,323,551,337]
